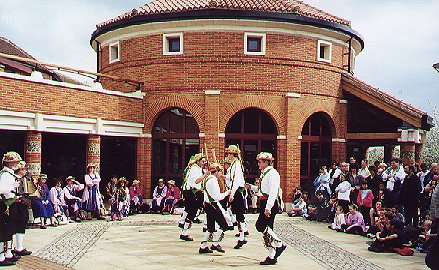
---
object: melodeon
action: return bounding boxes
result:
[17,176,37,196]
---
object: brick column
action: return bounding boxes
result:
[204,90,221,162]
[25,131,42,177]
[332,140,347,164]
[400,142,415,165]
[86,135,101,170]
[137,136,151,198]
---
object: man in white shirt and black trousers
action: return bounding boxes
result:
[255,152,287,265]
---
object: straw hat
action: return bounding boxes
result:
[193,153,205,162]
[158,178,164,183]
[132,179,140,185]
[118,177,128,184]
[168,180,175,185]
[256,152,274,161]
[39,174,48,179]
[86,163,96,169]
[225,145,240,155]
[16,161,27,170]
[2,151,22,163]
[208,162,223,173]
[65,176,75,182]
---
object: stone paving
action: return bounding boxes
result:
[9,214,429,269]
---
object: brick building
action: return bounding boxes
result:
[0,0,433,201]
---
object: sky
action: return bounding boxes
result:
[1,0,438,114]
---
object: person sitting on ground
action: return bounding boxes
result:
[150,179,167,214]
[105,175,117,206]
[163,180,180,214]
[307,191,330,221]
[31,174,57,229]
[414,219,435,252]
[340,204,366,235]
[49,179,69,223]
[391,206,406,224]
[292,187,302,204]
[329,205,346,230]
[287,196,307,217]
[63,176,84,222]
[247,180,260,214]
[368,219,404,252]
[129,179,143,214]
[369,201,385,227]
[357,181,374,226]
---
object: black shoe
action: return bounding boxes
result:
[193,219,202,224]
[199,247,213,254]
[234,240,248,249]
[211,244,225,253]
[235,231,249,237]
[260,257,277,265]
[5,255,20,263]
[180,235,193,241]
[0,260,15,266]
[203,227,207,232]
[13,249,32,256]
[275,244,287,259]
[178,223,184,229]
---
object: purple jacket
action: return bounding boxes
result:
[346,211,366,232]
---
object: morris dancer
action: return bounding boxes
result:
[225,145,248,249]
[180,153,208,241]
[178,156,196,228]
[199,163,231,254]
[255,152,286,265]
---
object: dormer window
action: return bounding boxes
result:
[317,40,332,63]
[109,41,120,63]
[244,33,266,55]
[163,33,183,55]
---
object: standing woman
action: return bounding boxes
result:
[82,164,103,220]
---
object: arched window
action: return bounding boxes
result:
[225,108,277,182]
[152,108,200,192]
[300,112,332,191]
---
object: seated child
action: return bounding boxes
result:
[330,205,346,230]
[288,196,307,217]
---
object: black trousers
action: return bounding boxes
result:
[403,203,419,227]
[204,202,229,233]
[10,201,28,234]
[231,191,246,223]
[255,199,279,233]
[0,202,15,242]
[183,190,198,222]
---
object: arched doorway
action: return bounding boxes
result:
[225,108,277,183]
[300,112,333,191]
[152,107,200,192]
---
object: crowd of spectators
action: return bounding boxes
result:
[287,157,439,267]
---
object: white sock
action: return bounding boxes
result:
[16,233,24,251]
[5,241,13,258]
[200,231,210,248]
[266,227,281,242]
[181,222,190,235]
[0,242,4,261]
[179,211,188,224]
[239,222,247,241]
[268,247,276,259]
[213,229,224,245]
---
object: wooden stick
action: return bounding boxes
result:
[211,149,218,163]
[204,143,210,164]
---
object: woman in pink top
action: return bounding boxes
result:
[341,204,366,235]
[129,180,143,214]
[357,181,374,226]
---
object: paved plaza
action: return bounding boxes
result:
[11,214,428,270]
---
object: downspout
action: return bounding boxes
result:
[347,37,352,74]
[96,41,101,82]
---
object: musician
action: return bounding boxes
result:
[199,163,231,254]
[0,152,23,266]
[225,145,248,249]
[255,152,286,265]
[180,153,208,241]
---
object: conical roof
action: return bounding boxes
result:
[97,0,350,28]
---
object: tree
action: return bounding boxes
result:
[421,108,439,165]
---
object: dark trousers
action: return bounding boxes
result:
[360,206,371,226]
[231,191,246,223]
[0,202,15,242]
[341,224,364,235]
[338,199,350,214]
[10,201,28,234]
[183,190,198,222]
[255,199,279,233]
[403,203,418,227]
[204,202,229,233]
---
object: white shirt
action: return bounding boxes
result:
[186,164,203,190]
[204,175,228,203]
[260,166,280,212]
[382,166,406,191]
[227,159,245,198]
[329,167,342,184]
[85,173,101,187]
[63,184,84,200]
[335,180,351,201]
[417,170,430,193]
[0,167,18,199]
[358,167,371,178]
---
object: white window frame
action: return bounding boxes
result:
[244,32,266,56]
[163,33,183,55]
[317,40,332,63]
[109,41,120,63]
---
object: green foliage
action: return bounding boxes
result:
[421,108,439,165]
